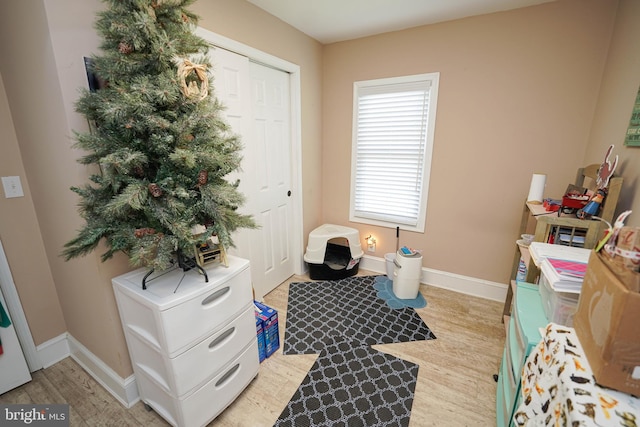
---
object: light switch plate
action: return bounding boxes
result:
[2,176,24,198]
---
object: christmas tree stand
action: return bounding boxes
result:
[141,250,209,290]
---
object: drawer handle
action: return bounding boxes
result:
[215,364,240,388]
[208,327,235,349]
[201,287,230,305]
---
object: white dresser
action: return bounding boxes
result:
[112,255,259,427]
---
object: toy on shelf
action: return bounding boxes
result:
[559,185,590,215]
[577,145,618,220]
[543,198,561,212]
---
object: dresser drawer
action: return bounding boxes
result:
[158,267,252,356]
[113,256,252,357]
[504,339,517,402]
[508,316,524,382]
[136,340,260,427]
[127,304,257,397]
[497,348,511,427]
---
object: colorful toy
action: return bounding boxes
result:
[577,145,618,220]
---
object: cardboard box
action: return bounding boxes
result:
[603,226,640,291]
[255,314,266,362]
[574,251,640,396]
[254,301,279,357]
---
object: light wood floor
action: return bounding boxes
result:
[0,270,506,426]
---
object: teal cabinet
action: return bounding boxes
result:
[496,282,548,427]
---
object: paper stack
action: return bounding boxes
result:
[529,242,591,267]
[539,257,588,294]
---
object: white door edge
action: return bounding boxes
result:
[195,27,305,276]
[0,240,42,371]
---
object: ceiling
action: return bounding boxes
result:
[246,0,555,44]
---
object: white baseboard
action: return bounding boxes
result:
[36,333,70,369]
[36,333,139,408]
[67,334,139,408]
[359,254,508,302]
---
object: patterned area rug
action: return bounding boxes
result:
[274,335,419,427]
[276,275,435,426]
[283,275,436,355]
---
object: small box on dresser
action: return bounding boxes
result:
[112,255,260,427]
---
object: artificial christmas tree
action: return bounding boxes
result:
[63,0,255,274]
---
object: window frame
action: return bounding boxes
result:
[349,72,439,233]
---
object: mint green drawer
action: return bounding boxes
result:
[496,348,511,427]
[508,313,524,383]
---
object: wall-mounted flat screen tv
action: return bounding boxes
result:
[84,57,107,92]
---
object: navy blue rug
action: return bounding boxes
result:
[282,275,435,355]
[275,335,419,427]
[277,275,435,427]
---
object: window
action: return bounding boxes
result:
[350,73,439,232]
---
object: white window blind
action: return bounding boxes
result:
[350,73,439,232]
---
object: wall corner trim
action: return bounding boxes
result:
[36,333,70,369]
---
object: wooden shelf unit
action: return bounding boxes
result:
[501,163,622,320]
[502,202,605,319]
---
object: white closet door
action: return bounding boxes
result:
[248,61,294,298]
[208,48,294,299]
[0,242,31,394]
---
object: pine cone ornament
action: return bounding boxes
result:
[134,228,156,238]
[197,170,208,186]
[132,165,144,177]
[118,41,133,54]
[148,183,163,197]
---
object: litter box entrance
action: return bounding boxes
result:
[309,238,360,280]
[324,238,354,270]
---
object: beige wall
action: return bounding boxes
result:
[322,0,619,283]
[0,0,322,378]
[585,0,640,224]
[0,74,66,345]
[0,0,134,377]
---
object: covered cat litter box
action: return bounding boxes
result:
[304,224,364,280]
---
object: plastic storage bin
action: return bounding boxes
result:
[392,250,423,299]
[539,271,580,326]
